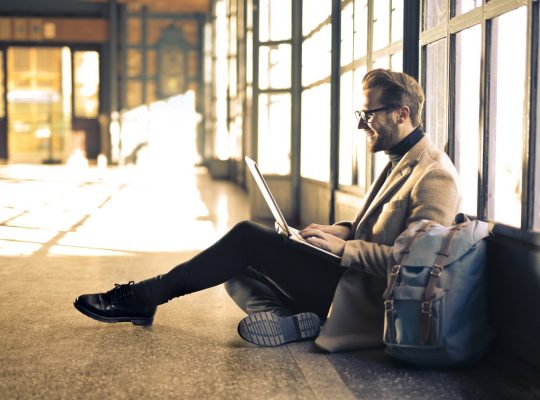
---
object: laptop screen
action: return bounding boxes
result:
[245,156,292,236]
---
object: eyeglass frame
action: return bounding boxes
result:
[354,104,401,127]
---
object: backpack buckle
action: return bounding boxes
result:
[421,301,432,315]
[430,265,443,277]
[390,265,401,276]
[384,299,394,311]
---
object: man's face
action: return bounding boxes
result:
[358,89,399,153]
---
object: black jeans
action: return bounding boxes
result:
[133,221,344,319]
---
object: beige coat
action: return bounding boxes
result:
[315,135,461,352]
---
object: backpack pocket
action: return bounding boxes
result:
[384,286,446,348]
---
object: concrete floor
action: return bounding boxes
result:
[0,164,538,400]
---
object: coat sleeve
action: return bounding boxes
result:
[339,168,461,277]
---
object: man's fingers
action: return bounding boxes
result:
[300,228,326,239]
[305,236,328,250]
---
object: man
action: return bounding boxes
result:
[74,69,460,351]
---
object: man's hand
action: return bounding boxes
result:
[301,223,351,240]
[299,227,347,257]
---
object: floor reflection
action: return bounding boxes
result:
[0,163,240,257]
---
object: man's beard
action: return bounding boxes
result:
[367,120,399,153]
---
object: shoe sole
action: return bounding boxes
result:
[238,311,320,347]
[73,299,153,326]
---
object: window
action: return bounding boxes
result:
[0,52,4,119]
[214,0,229,160]
[338,0,404,191]
[424,39,447,151]
[422,0,538,234]
[489,7,527,227]
[257,0,292,174]
[300,0,332,181]
[74,51,100,119]
[301,83,331,181]
[258,94,291,174]
[535,63,540,230]
[454,25,481,216]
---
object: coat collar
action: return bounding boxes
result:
[357,135,432,226]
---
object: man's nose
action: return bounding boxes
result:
[357,118,369,130]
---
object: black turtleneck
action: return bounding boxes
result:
[385,126,424,172]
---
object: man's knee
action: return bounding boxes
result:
[230,220,259,235]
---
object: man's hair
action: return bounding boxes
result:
[362,69,425,128]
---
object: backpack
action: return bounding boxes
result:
[382,214,492,367]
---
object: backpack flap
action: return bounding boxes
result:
[391,219,490,267]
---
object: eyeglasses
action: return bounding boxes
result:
[354,105,400,127]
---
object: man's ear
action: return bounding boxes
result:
[397,105,410,124]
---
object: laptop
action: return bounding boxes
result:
[245,156,341,263]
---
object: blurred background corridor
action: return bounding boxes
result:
[0,0,539,398]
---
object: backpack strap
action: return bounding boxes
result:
[383,220,433,343]
[383,220,433,300]
[421,225,461,344]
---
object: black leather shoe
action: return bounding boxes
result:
[238,311,320,346]
[74,281,156,326]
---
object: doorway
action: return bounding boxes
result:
[7,47,72,163]
[2,46,101,164]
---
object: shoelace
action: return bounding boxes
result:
[109,281,135,303]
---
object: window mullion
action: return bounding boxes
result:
[524,0,539,229]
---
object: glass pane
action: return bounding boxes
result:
[455,0,482,17]
[0,52,4,118]
[535,64,540,230]
[339,70,354,185]
[259,0,292,41]
[127,80,142,109]
[424,39,447,152]
[354,0,368,59]
[229,56,237,96]
[372,56,389,69]
[490,7,527,227]
[374,151,387,179]
[270,0,291,40]
[147,50,156,77]
[391,51,403,71]
[354,65,367,191]
[74,51,99,118]
[455,25,481,216]
[259,44,291,90]
[303,0,332,36]
[258,93,291,174]
[373,0,390,51]
[127,49,141,77]
[302,25,331,86]
[423,0,448,30]
[246,30,253,84]
[301,84,331,181]
[147,81,157,104]
[341,3,354,67]
[127,18,141,45]
[391,0,404,42]
[214,0,229,160]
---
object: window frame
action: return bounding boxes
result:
[253,0,294,175]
